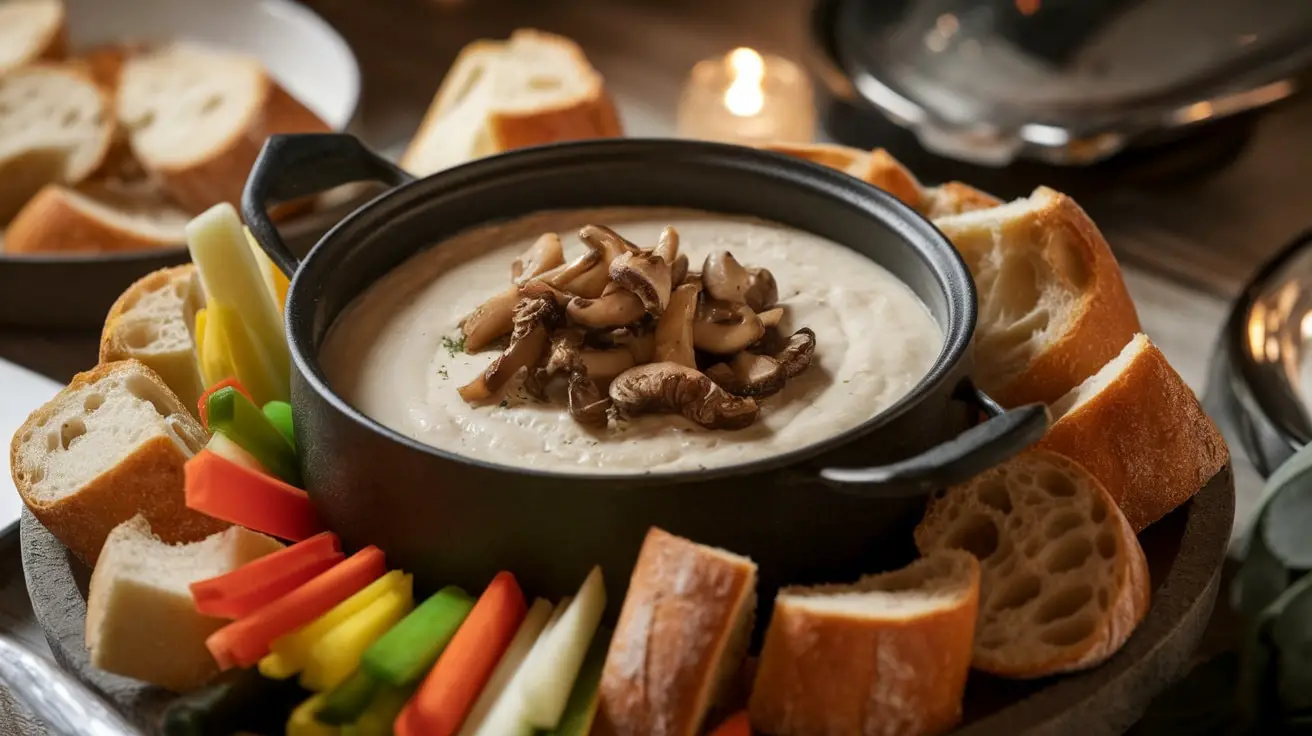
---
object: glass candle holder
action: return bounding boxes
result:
[676,47,816,146]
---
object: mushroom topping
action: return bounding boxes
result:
[669,253,690,286]
[758,307,784,329]
[579,347,637,382]
[567,372,611,427]
[512,233,565,285]
[705,352,787,398]
[744,267,778,311]
[693,300,765,355]
[653,226,679,263]
[654,281,701,368]
[610,250,672,315]
[567,283,646,328]
[579,224,641,261]
[458,287,563,403]
[776,327,817,378]
[626,332,656,364]
[609,362,759,430]
[702,251,751,303]
[459,287,518,353]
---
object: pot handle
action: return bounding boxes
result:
[818,384,1050,496]
[242,133,414,278]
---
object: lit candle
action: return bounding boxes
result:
[677,47,816,146]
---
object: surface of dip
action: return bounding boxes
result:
[320,208,943,474]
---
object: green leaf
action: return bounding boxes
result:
[1248,442,1312,569]
[1234,513,1292,622]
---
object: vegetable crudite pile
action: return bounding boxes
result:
[457,224,816,430]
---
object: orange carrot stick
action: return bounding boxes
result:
[205,546,386,670]
[394,572,527,736]
[198,377,253,428]
[185,450,323,540]
[707,711,752,736]
[190,532,343,619]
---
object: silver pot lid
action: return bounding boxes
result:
[832,0,1312,166]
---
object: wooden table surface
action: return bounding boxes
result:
[0,0,1305,730]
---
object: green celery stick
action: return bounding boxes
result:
[361,585,475,687]
[545,627,611,736]
[342,684,416,736]
[263,400,296,448]
[317,670,381,726]
[206,386,301,485]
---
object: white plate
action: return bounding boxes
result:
[0,360,61,540]
[63,0,360,130]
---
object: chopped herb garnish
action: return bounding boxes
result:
[437,368,449,379]
[440,335,465,356]
[499,399,509,408]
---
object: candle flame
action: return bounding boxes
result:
[724,47,765,117]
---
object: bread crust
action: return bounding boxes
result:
[759,142,926,210]
[748,552,979,736]
[596,527,757,736]
[939,188,1141,408]
[402,30,622,174]
[137,73,329,215]
[915,450,1151,679]
[923,181,1002,219]
[1038,336,1230,531]
[10,360,226,564]
[3,184,180,254]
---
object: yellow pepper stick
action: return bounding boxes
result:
[209,300,282,407]
[301,586,415,692]
[288,693,339,736]
[261,571,410,679]
[196,307,238,389]
[186,204,291,402]
[245,226,290,316]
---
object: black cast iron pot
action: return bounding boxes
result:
[241,134,1049,621]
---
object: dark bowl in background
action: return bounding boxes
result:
[242,133,1049,622]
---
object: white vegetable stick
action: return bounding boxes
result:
[519,566,606,729]
[457,598,553,736]
[466,596,573,736]
[206,432,267,474]
[185,204,291,400]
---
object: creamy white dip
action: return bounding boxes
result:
[320,208,943,474]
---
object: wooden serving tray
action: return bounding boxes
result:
[19,468,1235,736]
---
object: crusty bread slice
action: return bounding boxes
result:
[915,450,1150,678]
[99,265,207,418]
[3,181,189,254]
[596,527,757,736]
[117,42,330,214]
[748,550,979,736]
[1039,333,1229,531]
[0,0,66,73]
[401,29,622,177]
[9,359,226,564]
[0,64,114,223]
[923,181,1002,219]
[760,142,925,210]
[933,187,1141,408]
[85,514,282,691]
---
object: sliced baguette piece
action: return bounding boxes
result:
[99,265,207,418]
[401,29,622,177]
[117,42,330,214]
[85,514,283,692]
[0,0,66,73]
[748,550,979,736]
[0,64,115,223]
[922,181,1002,219]
[933,187,1141,408]
[760,142,925,210]
[1039,333,1229,531]
[915,450,1151,678]
[9,359,227,564]
[596,527,757,736]
[3,181,189,254]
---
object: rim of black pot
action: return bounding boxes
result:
[286,137,977,484]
